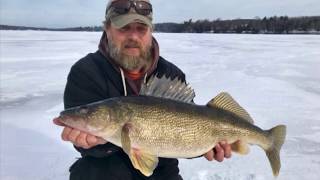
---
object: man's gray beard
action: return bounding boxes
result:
[108,39,152,71]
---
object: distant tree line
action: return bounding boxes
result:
[1,16,320,34]
[154,16,320,34]
[0,25,102,32]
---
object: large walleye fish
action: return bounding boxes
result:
[58,75,286,177]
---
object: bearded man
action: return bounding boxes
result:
[54,0,233,179]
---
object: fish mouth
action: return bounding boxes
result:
[58,113,104,137]
[58,113,88,131]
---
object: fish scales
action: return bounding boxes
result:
[110,96,269,158]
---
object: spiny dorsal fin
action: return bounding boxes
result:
[140,75,195,103]
[207,92,254,123]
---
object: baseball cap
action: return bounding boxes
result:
[105,0,153,29]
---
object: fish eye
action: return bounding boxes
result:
[79,106,89,114]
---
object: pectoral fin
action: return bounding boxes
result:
[121,124,159,176]
[129,149,159,176]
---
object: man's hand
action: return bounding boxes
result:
[53,117,107,149]
[204,141,232,162]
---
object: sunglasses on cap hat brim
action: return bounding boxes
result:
[107,0,152,16]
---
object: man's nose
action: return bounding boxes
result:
[126,28,140,40]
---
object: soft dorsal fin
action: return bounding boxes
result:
[207,92,254,123]
[140,75,195,103]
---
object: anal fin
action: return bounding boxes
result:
[230,140,250,155]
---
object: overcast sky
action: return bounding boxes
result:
[1,0,319,28]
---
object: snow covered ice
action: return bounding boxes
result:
[1,30,320,180]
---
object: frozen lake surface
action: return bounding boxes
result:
[1,30,320,180]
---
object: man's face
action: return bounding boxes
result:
[106,22,153,72]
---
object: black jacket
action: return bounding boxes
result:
[64,50,186,178]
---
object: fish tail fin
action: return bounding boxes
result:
[265,125,286,177]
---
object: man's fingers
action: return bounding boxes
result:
[68,129,81,143]
[61,127,72,141]
[96,137,107,145]
[221,142,232,158]
[214,143,224,162]
[58,120,106,149]
[204,150,214,161]
[87,134,98,146]
[75,132,90,149]
[86,134,105,145]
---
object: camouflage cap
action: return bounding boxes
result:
[105,0,153,29]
